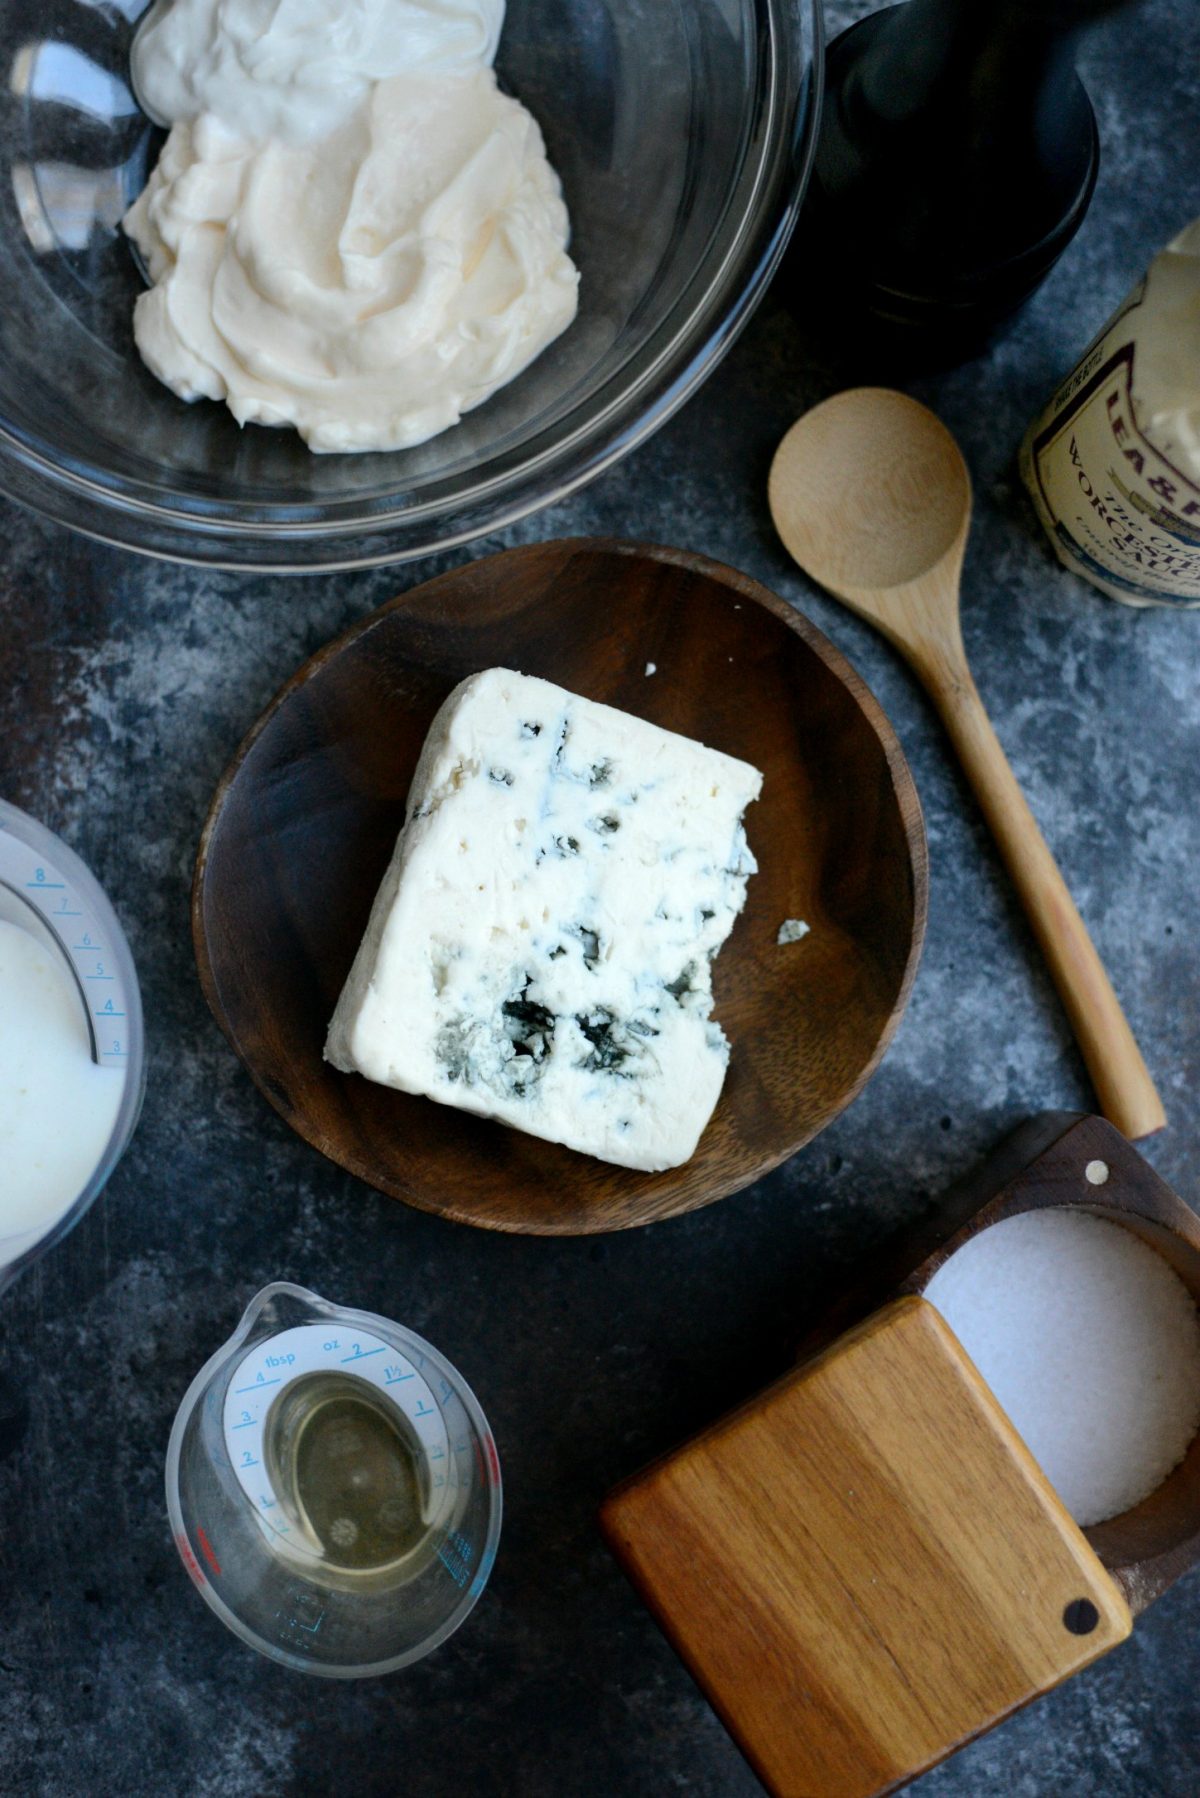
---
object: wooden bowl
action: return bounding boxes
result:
[193,539,927,1234]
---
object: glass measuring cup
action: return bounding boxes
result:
[165,1283,502,1676]
[0,798,145,1294]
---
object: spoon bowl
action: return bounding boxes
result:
[771,388,971,597]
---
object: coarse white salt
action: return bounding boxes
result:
[924,1209,1200,1527]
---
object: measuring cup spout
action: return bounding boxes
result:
[230,1280,329,1346]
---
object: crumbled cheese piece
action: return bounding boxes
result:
[776,918,810,945]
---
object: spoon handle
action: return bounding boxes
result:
[919,654,1166,1140]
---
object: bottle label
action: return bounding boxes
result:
[1021,340,1200,609]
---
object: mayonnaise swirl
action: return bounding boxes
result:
[125,0,578,454]
[132,0,506,144]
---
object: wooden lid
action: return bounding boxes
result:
[602,1296,1131,1798]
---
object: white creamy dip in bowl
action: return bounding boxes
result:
[0,0,822,568]
[125,0,580,455]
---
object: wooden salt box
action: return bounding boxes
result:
[601,1114,1200,1796]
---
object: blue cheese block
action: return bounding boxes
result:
[325,669,762,1171]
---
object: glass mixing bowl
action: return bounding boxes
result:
[0,0,822,570]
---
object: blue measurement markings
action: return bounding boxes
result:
[27,870,64,888]
[436,1531,474,1589]
[240,1450,259,1468]
[235,1374,280,1394]
[273,1596,324,1637]
[414,1399,434,1418]
[341,1343,385,1363]
[384,1364,414,1385]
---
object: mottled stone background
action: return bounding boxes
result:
[1,0,1198,1793]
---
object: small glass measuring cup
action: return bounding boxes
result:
[0,799,145,1294]
[166,1283,502,1676]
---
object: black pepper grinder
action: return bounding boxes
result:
[798,0,1139,364]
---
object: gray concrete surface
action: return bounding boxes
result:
[1,0,1198,1792]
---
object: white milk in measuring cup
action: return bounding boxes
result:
[0,801,144,1289]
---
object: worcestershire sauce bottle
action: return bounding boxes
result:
[797,0,1138,366]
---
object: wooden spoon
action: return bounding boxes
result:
[769,386,1165,1141]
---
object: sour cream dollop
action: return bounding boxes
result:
[124,0,578,454]
[131,0,506,144]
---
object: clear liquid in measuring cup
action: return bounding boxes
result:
[179,1294,501,1673]
[263,1372,438,1583]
